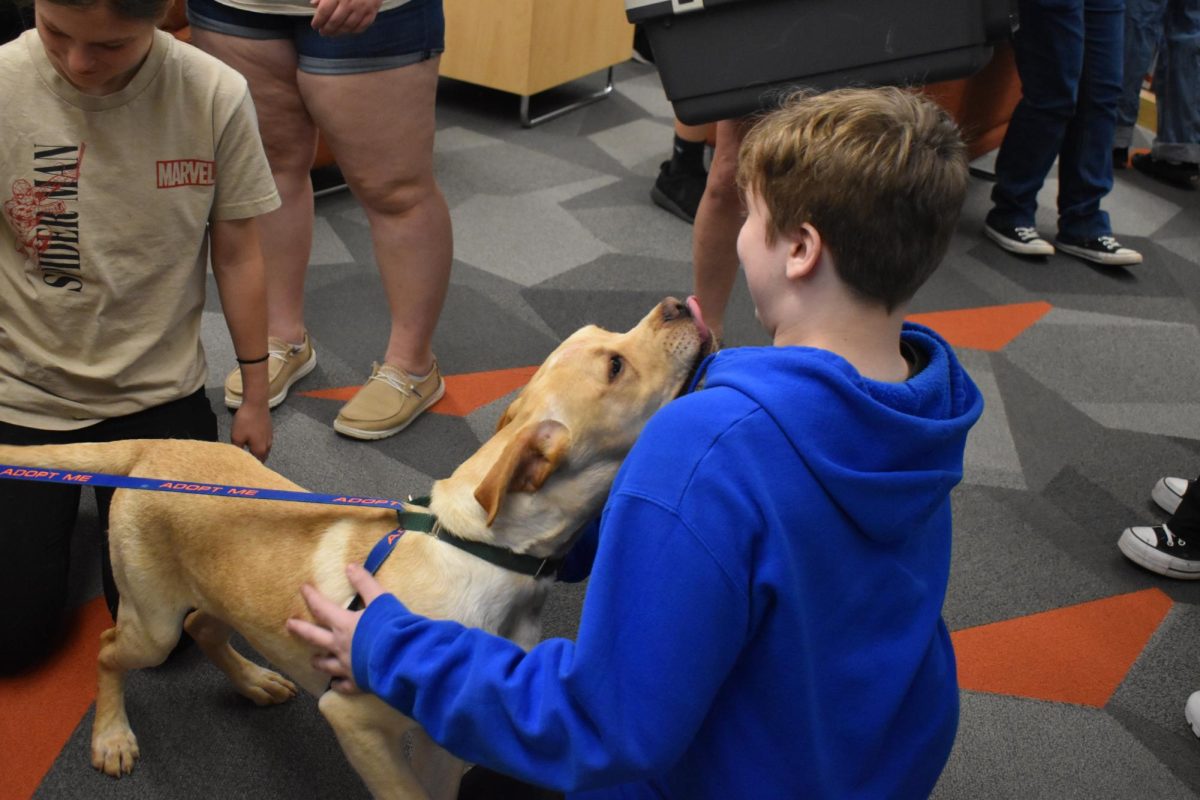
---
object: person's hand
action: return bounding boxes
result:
[309,0,379,36]
[286,563,388,694]
[231,399,272,463]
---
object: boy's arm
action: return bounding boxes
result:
[349,495,749,792]
[209,216,271,461]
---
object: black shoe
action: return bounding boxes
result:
[1131,152,1198,190]
[1113,147,1129,170]
[1119,524,1200,579]
[1054,234,1142,266]
[983,220,1055,256]
[650,160,707,224]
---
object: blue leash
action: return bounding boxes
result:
[0,463,556,579]
[0,463,410,587]
[0,463,410,509]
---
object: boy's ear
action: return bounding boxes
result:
[785,223,822,281]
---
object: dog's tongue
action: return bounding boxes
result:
[686,295,712,344]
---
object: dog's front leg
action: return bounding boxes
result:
[319,690,429,800]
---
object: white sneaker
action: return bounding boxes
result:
[1152,477,1191,515]
[1186,691,1200,739]
[1118,525,1200,579]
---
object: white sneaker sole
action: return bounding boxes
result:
[1118,527,1200,579]
[984,225,1055,256]
[1054,240,1143,266]
[225,348,317,410]
[333,379,446,441]
[1152,477,1187,515]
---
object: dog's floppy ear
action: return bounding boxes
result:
[474,419,571,526]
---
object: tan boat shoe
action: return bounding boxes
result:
[333,360,445,440]
[224,333,316,410]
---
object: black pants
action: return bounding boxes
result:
[458,766,564,800]
[0,389,218,674]
[1171,474,1200,533]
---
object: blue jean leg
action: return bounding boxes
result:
[1057,0,1123,239]
[990,0,1087,230]
[1153,0,1200,162]
[1115,0,1167,147]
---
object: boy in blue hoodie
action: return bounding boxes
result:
[289,86,984,799]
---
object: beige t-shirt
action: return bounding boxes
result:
[217,0,411,16]
[0,30,281,430]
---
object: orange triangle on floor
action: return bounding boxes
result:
[908,301,1053,351]
[0,597,111,800]
[951,588,1172,707]
[299,366,539,418]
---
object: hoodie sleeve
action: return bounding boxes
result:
[556,517,600,583]
[351,494,749,792]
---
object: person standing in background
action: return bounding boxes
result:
[1113,0,1199,189]
[190,0,453,441]
[983,0,1143,267]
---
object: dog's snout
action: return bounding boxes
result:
[661,297,690,323]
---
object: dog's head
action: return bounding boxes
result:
[434,297,712,556]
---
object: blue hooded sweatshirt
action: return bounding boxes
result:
[352,322,983,799]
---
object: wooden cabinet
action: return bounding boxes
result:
[439,0,634,125]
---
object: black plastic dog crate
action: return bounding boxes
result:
[626,0,1018,124]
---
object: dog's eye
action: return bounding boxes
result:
[609,354,624,381]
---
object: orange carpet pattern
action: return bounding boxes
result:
[0,597,110,800]
[908,301,1053,352]
[952,588,1173,707]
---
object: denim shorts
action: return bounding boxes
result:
[186,0,444,75]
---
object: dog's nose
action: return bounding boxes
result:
[661,296,690,322]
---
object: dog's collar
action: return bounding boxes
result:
[399,496,562,579]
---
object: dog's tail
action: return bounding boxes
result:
[0,439,154,478]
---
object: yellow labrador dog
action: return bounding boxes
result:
[0,297,711,800]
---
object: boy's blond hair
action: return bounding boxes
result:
[737,87,968,311]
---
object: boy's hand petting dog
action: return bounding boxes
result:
[287,563,387,694]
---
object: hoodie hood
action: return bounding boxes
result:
[690,323,982,544]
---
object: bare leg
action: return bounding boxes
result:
[692,118,751,341]
[320,691,429,799]
[675,118,713,144]
[189,31,319,345]
[300,58,452,376]
[183,610,296,705]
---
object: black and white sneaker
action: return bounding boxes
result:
[1153,476,1191,515]
[1054,234,1143,266]
[984,221,1055,256]
[1118,524,1200,579]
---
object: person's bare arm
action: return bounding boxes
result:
[210,217,272,462]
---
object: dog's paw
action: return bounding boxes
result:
[91,728,139,777]
[237,664,298,706]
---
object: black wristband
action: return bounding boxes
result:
[236,353,270,365]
